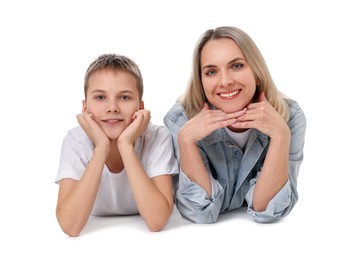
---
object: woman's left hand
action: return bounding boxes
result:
[231,92,290,139]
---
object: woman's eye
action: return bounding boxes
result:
[232,63,243,70]
[206,70,216,76]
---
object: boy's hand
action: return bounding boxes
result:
[76,112,110,152]
[117,109,151,147]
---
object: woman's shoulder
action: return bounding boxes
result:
[284,98,306,127]
[285,98,302,113]
[285,98,304,115]
[163,101,188,127]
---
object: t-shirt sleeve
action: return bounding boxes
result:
[54,132,88,184]
[143,126,179,178]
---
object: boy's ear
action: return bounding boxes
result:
[139,101,144,109]
[82,100,87,112]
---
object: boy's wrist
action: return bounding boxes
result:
[93,144,110,159]
[117,141,134,152]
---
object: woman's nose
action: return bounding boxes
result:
[220,71,233,87]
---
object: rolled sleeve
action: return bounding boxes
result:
[175,170,224,223]
[246,100,306,223]
[246,179,292,223]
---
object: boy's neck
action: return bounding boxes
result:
[105,142,124,173]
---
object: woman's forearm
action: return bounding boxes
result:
[252,132,290,212]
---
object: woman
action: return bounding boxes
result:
[164,26,306,223]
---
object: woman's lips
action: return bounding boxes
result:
[219,90,240,99]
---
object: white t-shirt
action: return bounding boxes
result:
[55,123,179,216]
[224,127,252,151]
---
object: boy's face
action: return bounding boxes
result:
[82,69,143,140]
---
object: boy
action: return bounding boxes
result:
[55,54,178,236]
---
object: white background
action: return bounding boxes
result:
[1,0,355,259]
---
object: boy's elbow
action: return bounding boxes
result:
[146,207,173,232]
[59,221,82,237]
[146,218,168,232]
[147,223,163,232]
[56,211,83,237]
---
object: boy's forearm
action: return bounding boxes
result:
[118,143,173,231]
[57,147,107,236]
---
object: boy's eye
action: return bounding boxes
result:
[95,95,105,100]
[119,95,129,100]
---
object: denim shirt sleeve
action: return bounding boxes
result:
[175,165,224,223]
[164,103,225,223]
[245,99,307,223]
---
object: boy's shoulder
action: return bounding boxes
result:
[144,122,171,139]
[65,125,91,143]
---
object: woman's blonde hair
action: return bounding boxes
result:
[180,26,289,121]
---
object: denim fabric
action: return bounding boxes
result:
[163,99,306,224]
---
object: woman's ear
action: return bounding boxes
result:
[82,100,87,113]
[139,101,145,109]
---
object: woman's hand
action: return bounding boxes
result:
[180,103,246,143]
[231,92,290,140]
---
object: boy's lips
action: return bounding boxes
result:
[102,118,123,124]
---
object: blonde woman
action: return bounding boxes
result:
[164,26,306,223]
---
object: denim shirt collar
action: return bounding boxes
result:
[200,127,269,150]
[200,104,270,149]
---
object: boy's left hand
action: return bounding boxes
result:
[117,109,151,146]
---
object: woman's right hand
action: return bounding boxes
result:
[179,103,246,142]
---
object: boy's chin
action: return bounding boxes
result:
[107,134,120,141]
[104,131,121,141]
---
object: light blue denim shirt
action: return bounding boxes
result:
[163,98,306,224]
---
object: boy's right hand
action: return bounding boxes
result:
[76,112,110,153]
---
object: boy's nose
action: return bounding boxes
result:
[106,101,119,113]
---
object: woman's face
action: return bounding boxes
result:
[200,38,257,113]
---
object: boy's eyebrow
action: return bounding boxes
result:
[90,89,106,94]
[201,57,245,70]
[89,89,134,94]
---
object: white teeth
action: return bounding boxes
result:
[220,90,239,98]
